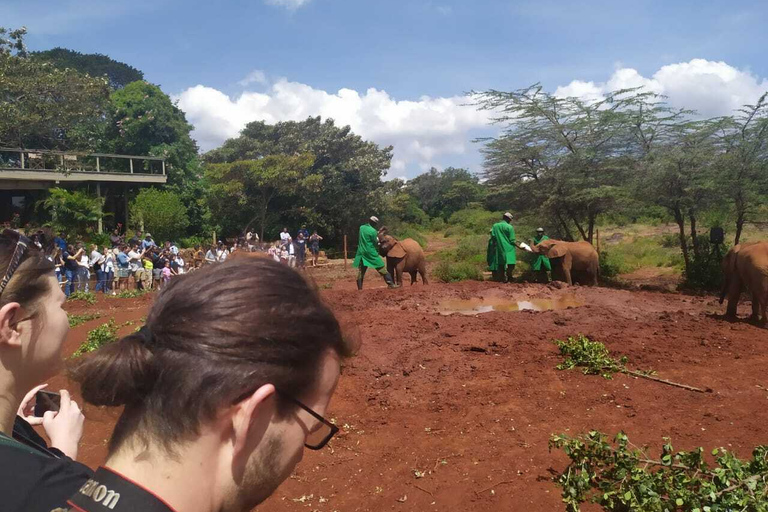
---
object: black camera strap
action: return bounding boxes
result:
[67,466,176,512]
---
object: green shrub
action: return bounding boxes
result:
[72,320,118,357]
[67,291,96,305]
[447,208,502,232]
[682,240,728,291]
[433,261,483,282]
[179,236,206,249]
[68,313,100,328]
[130,188,189,243]
[429,217,446,232]
[599,251,622,279]
[87,232,111,249]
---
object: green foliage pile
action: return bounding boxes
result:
[72,319,118,357]
[599,251,622,279]
[555,335,631,379]
[68,313,100,328]
[549,431,768,512]
[67,291,97,305]
[681,240,728,291]
[109,289,149,299]
[130,188,189,242]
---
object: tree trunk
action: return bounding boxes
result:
[673,207,691,277]
[587,211,595,245]
[554,210,575,241]
[689,210,699,259]
[734,192,746,245]
[565,207,588,241]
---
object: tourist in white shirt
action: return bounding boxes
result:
[127,244,146,290]
[280,228,290,243]
[77,245,91,292]
[102,246,115,294]
[89,244,105,292]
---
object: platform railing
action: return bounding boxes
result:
[0,147,166,176]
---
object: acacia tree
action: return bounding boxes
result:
[714,93,768,245]
[472,84,642,243]
[205,154,315,240]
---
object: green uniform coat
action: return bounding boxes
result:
[488,221,517,270]
[532,234,552,271]
[353,223,385,269]
[486,235,498,270]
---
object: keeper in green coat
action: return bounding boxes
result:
[532,227,551,283]
[487,212,518,283]
[353,216,398,290]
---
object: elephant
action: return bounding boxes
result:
[377,233,428,286]
[720,241,768,326]
[530,239,599,286]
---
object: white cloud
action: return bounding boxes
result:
[238,70,268,87]
[555,59,768,118]
[264,0,311,9]
[175,79,490,176]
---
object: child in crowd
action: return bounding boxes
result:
[161,261,173,288]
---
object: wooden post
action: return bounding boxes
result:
[343,235,348,269]
[20,150,24,169]
[96,183,103,234]
[213,231,217,247]
[96,157,100,172]
[129,159,134,174]
[124,185,129,231]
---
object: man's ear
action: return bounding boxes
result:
[0,302,23,348]
[231,384,277,457]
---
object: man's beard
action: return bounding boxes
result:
[231,435,291,512]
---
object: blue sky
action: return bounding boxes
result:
[3,0,768,178]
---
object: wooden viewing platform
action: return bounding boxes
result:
[0,147,167,189]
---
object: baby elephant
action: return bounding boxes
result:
[377,232,428,286]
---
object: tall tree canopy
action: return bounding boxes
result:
[31,47,143,90]
[405,166,485,219]
[205,116,392,242]
[0,27,110,149]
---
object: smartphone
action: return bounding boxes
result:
[34,390,61,417]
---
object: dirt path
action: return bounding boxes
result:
[53,272,768,512]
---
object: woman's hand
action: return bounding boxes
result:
[17,383,48,426]
[42,390,85,460]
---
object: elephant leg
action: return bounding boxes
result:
[725,282,740,319]
[419,261,428,285]
[563,266,573,286]
[750,292,760,322]
[395,262,405,286]
[409,271,417,285]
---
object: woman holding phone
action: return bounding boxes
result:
[0,229,91,511]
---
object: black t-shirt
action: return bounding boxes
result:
[170,261,179,273]
[59,466,176,512]
[0,417,92,512]
[63,252,79,272]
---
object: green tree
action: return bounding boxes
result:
[205,116,392,243]
[0,27,110,149]
[473,84,643,243]
[129,188,190,243]
[205,154,315,240]
[38,187,106,237]
[714,93,768,245]
[31,47,143,90]
[406,167,485,219]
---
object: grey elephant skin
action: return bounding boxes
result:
[377,234,428,286]
[720,241,768,326]
[531,239,599,286]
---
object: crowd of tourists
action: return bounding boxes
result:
[0,227,348,512]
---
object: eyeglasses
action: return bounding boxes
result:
[0,229,31,298]
[283,394,339,450]
[232,387,339,450]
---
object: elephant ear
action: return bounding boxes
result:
[388,241,407,259]
[545,242,568,258]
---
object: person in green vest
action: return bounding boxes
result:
[488,212,518,283]
[532,227,551,283]
[353,216,398,290]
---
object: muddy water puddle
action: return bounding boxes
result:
[438,296,584,315]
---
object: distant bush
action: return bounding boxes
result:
[682,240,728,291]
[179,236,207,249]
[448,208,502,232]
[391,224,427,249]
[429,217,446,232]
[599,250,622,279]
[433,261,483,282]
[87,232,111,249]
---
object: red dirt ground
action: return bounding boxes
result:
[49,268,768,512]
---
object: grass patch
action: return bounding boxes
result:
[602,235,683,273]
[67,291,97,305]
[108,289,150,299]
[68,313,101,328]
